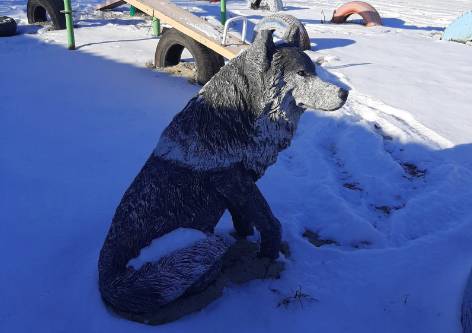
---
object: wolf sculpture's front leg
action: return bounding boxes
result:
[218,169,282,259]
[227,204,255,238]
[234,185,282,259]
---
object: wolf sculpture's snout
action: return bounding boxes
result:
[293,75,349,112]
[315,80,349,111]
[338,88,349,102]
[320,86,349,112]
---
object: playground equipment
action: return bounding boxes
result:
[27,0,66,29]
[0,16,17,37]
[25,0,308,83]
[331,1,382,27]
[96,0,308,83]
[26,0,75,48]
[63,0,75,49]
[96,0,248,60]
[443,11,472,44]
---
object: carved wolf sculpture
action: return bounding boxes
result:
[98,30,348,315]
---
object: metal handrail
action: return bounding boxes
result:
[222,16,247,46]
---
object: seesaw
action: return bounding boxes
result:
[26,0,309,83]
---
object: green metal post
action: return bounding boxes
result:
[152,17,160,37]
[63,0,75,50]
[130,5,136,16]
[220,0,226,25]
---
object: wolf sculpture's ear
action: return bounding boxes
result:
[286,26,301,48]
[247,29,276,72]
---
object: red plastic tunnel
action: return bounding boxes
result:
[331,1,382,27]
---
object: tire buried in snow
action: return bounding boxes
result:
[155,28,226,85]
[27,0,66,30]
[0,16,17,37]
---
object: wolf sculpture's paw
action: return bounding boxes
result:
[258,240,281,260]
[222,239,285,284]
[258,248,280,260]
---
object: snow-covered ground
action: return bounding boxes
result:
[1,0,472,332]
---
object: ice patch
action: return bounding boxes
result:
[127,228,207,269]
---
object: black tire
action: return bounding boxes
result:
[27,0,66,30]
[155,28,225,85]
[253,13,311,50]
[0,16,17,37]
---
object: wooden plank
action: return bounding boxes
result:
[96,0,127,11]
[124,0,248,59]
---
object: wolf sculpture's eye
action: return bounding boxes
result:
[297,70,306,77]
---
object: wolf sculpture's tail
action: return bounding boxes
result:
[99,235,231,314]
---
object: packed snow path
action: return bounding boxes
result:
[1,0,472,332]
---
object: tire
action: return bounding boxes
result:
[0,16,17,37]
[249,0,283,12]
[27,0,66,30]
[155,28,225,85]
[253,13,311,50]
[266,0,284,12]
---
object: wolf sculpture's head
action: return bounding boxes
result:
[155,30,348,177]
[201,29,348,115]
[268,42,349,112]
